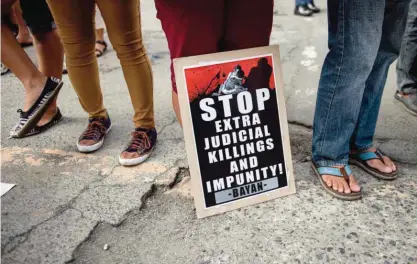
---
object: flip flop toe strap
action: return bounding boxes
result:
[96,40,107,47]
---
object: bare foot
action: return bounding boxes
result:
[16,30,33,45]
[23,76,47,112]
[37,102,57,126]
[321,166,361,194]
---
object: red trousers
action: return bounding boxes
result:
[155,0,274,92]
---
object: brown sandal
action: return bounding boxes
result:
[95,40,107,57]
[312,161,362,200]
[349,149,398,180]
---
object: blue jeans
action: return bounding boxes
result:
[397,0,417,94]
[312,0,410,167]
[296,0,312,6]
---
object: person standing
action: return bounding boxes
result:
[294,0,320,17]
[311,0,410,200]
[1,0,64,138]
[46,0,156,166]
[395,0,417,116]
[11,0,33,47]
[94,6,108,58]
[155,0,274,126]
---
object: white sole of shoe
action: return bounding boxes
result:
[118,147,154,167]
[77,125,112,153]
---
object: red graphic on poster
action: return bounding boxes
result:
[185,56,275,102]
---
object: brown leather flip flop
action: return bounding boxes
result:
[311,161,362,201]
[349,149,398,180]
[95,40,108,57]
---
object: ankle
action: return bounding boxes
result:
[44,106,58,116]
[22,74,47,92]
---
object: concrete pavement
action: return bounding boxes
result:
[1,0,416,263]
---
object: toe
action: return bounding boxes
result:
[340,179,351,194]
[337,179,344,193]
[383,156,396,172]
[332,180,339,191]
[368,159,392,173]
[349,175,361,193]
[322,175,332,187]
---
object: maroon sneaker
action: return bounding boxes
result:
[77,116,112,153]
[119,127,157,166]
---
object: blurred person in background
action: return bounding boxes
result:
[395,0,417,116]
[94,6,108,58]
[11,0,33,47]
[294,0,320,17]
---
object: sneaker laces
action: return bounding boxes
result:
[127,131,151,153]
[17,109,28,118]
[81,119,107,140]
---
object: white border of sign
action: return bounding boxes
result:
[174,45,296,218]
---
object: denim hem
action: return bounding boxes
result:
[356,143,374,152]
[314,159,349,167]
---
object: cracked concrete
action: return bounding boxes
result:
[1,0,416,263]
[3,209,97,264]
[71,162,417,264]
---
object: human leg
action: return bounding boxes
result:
[97,0,154,129]
[351,0,410,174]
[312,0,386,195]
[97,0,156,165]
[94,5,107,57]
[46,0,106,119]
[20,0,64,126]
[12,0,32,45]
[47,0,111,152]
[395,0,417,115]
[155,0,224,125]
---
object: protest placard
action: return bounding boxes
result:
[174,45,295,218]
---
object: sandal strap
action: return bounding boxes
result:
[359,152,378,161]
[375,149,385,160]
[317,165,352,177]
[96,40,107,47]
[358,149,385,163]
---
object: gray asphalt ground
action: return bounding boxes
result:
[1,1,416,264]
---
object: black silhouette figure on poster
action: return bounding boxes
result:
[244,58,273,91]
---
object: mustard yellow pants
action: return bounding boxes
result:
[47,0,154,128]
